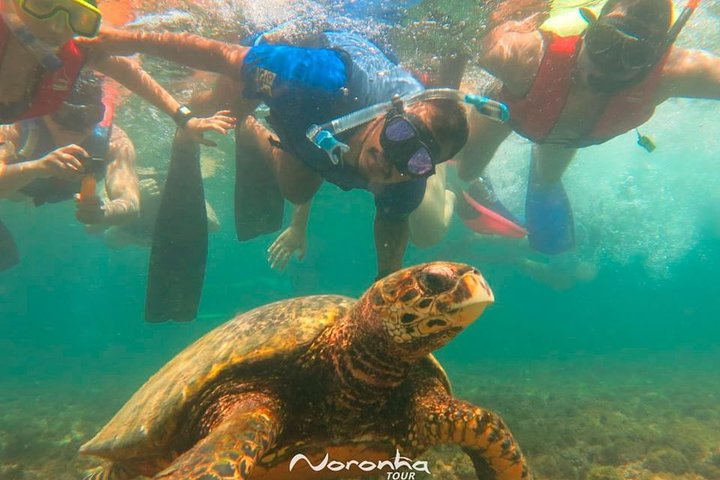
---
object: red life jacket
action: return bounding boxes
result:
[499,32,669,147]
[0,18,86,123]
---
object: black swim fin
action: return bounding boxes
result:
[234,143,284,241]
[145,131,208,322]
[0,218,19,272]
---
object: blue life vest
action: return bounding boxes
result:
[242,31,426,218]
[12,120,112,205]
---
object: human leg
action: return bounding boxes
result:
[409,163,455,248]
[525,143,577,254]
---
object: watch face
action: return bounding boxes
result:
[174,106,194,126]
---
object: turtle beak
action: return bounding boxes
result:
[451,270,495,327]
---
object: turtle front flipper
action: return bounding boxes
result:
[155,392,284,480]
[407,377,531,480]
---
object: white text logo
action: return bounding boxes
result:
[289,449,430,479]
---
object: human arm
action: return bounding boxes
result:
[81,27,250,83]
[0,125,86,196]
[474,22,544,96]
[76,127,140,226]
[188,76,256,120]
[373,179,427,279]
[89,55,236,146]
[267,201,311,271]
[658,48,720,101]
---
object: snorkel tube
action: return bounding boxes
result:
[665,0,700,48]
[306,88,510,165]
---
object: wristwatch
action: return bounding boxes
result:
[173,105,195,127]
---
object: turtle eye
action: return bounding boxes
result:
[418,272,455,295]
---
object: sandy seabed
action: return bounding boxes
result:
[1,350,718,480]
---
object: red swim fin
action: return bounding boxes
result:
[460,191,528,238]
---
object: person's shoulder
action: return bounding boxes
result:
[482,22,544,72]
[480,23,544,93]
[486,21,543,51]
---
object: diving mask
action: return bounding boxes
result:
[18,0,101,37]
[582,0,700,74]
[585,19,659,71]
[380,110,438,178]
[50,101,105,131]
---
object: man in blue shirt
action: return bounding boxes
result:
[87,28,471,279]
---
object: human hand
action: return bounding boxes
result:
[267,226,307,271]
[182,110,236,147]
[37,145,89,180]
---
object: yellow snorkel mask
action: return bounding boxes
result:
[17,0,101,37]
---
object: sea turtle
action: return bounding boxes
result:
[80,262,531,480]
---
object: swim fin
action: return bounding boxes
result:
[525,156,575,254]
[456,177,527,238]
[145,131,208,322]
[0,218,19,272]
[234,144,284,241]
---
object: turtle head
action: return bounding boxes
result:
[362,262,494,360]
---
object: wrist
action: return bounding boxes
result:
[173,105,195,127]
[31,159,51,178]
[288,219,308,231]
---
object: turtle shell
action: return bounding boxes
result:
[80,295,354,460]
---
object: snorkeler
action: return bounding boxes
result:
[0,0,233,139]
[81,27,511,280]
[449,0,719,255]
[0,72,139,269]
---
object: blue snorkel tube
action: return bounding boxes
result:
[306,88,510,166]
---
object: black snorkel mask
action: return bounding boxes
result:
[580,0,699,93]
[50,101,105,133]
[379,98,440,179]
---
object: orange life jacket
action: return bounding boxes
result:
[0,18,86,123]
[499,32,669,147]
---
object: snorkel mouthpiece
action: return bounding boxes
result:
[465,94,510,123]
[307,125,350,165]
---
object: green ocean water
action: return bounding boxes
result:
[2,1,720,479]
